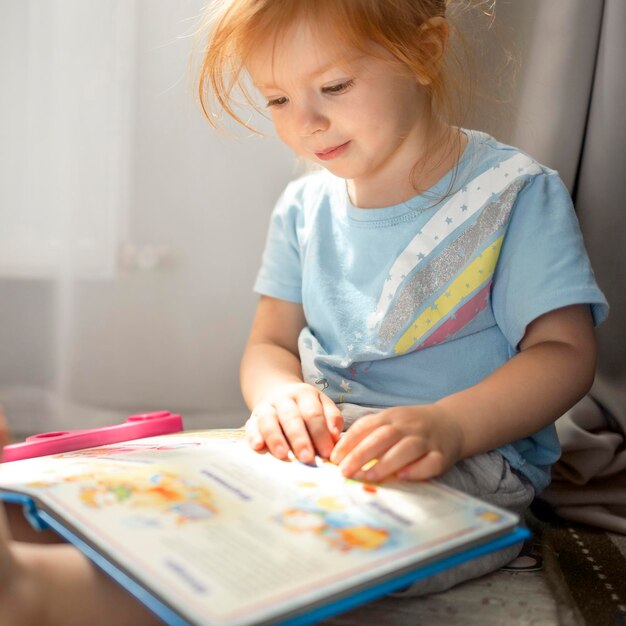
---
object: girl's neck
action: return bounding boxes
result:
[347,124,467,209]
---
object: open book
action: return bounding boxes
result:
[0,429,528,625]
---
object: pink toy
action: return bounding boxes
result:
[1,411,183,462]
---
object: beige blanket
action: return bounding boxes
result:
[540,395,626,534]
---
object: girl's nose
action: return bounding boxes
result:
[295,104,329,136]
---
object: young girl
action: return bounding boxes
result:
[0,0,608,622]
[202,0,607,593]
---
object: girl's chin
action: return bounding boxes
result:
[314,162,362,180]
[298,152,369,182]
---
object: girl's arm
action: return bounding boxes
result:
[241,296,343,462]
[331,304,596,481]
[437,303,596,460]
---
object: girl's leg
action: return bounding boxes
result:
[0,503,161,626]
[5,502,64,543]
[392,450,535,596]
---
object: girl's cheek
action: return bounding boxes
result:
[274,124,292,145]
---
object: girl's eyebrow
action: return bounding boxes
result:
[255,55,364,89]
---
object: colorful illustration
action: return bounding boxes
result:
[276,477,393,553]
[28,465,218,526]
[278,505,389,553]
[82,470,217,525]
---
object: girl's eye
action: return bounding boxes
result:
[322,79,354,95]
[266,96,288,108]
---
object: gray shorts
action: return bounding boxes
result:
[338,403,536,596]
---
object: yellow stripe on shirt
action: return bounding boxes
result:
[394,236,504,354]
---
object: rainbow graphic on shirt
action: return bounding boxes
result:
[367,152,542,353]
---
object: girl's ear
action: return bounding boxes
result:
[416,16,449,86]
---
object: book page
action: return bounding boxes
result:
[0,431,518,625]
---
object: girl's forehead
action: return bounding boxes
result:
[246,20,363,85]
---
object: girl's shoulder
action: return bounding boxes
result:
[454,129,574,226]
[275,167,341,220]
[462,129,556,179]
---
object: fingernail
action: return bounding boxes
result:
[274,445,286,457]
[299,449,313,464]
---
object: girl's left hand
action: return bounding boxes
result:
[329,405,465,482]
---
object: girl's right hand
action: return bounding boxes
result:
[245,383,343,463]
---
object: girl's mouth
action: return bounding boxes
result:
[315,141,350,161]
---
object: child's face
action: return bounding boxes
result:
[247,21,432,202]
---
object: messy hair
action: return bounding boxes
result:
[194,0,480,135]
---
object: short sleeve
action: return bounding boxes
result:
[492,171,609,350]
[253,182,304,303]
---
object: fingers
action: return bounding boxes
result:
[337,424,418,480]
[245,404,288,459]
[296,393,336,459]
[397,450,447,481]
[335,430,441,482]
[355,437,432,482]
[320,395,344,442]
[247,386,344,463]
[329,406,452,482]
[330,412,382,465]
[275,396,317,463]
[244,411,268,453]
[246,396,453,483]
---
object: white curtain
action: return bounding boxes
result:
[0,0,619,437]
[0,0,138,433]
[0,0,135,279]
[0,0,296,435]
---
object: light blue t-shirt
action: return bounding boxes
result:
[254,130,608,492]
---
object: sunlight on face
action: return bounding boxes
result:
[246,21,433,207]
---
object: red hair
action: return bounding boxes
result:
[194,0,474,134]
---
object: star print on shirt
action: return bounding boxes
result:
[340,379,351,392]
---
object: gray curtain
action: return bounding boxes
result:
[464,0,625,531]
[540,0,626,533]
[576,0,626,422]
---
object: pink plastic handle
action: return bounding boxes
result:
[1,411,183,462]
